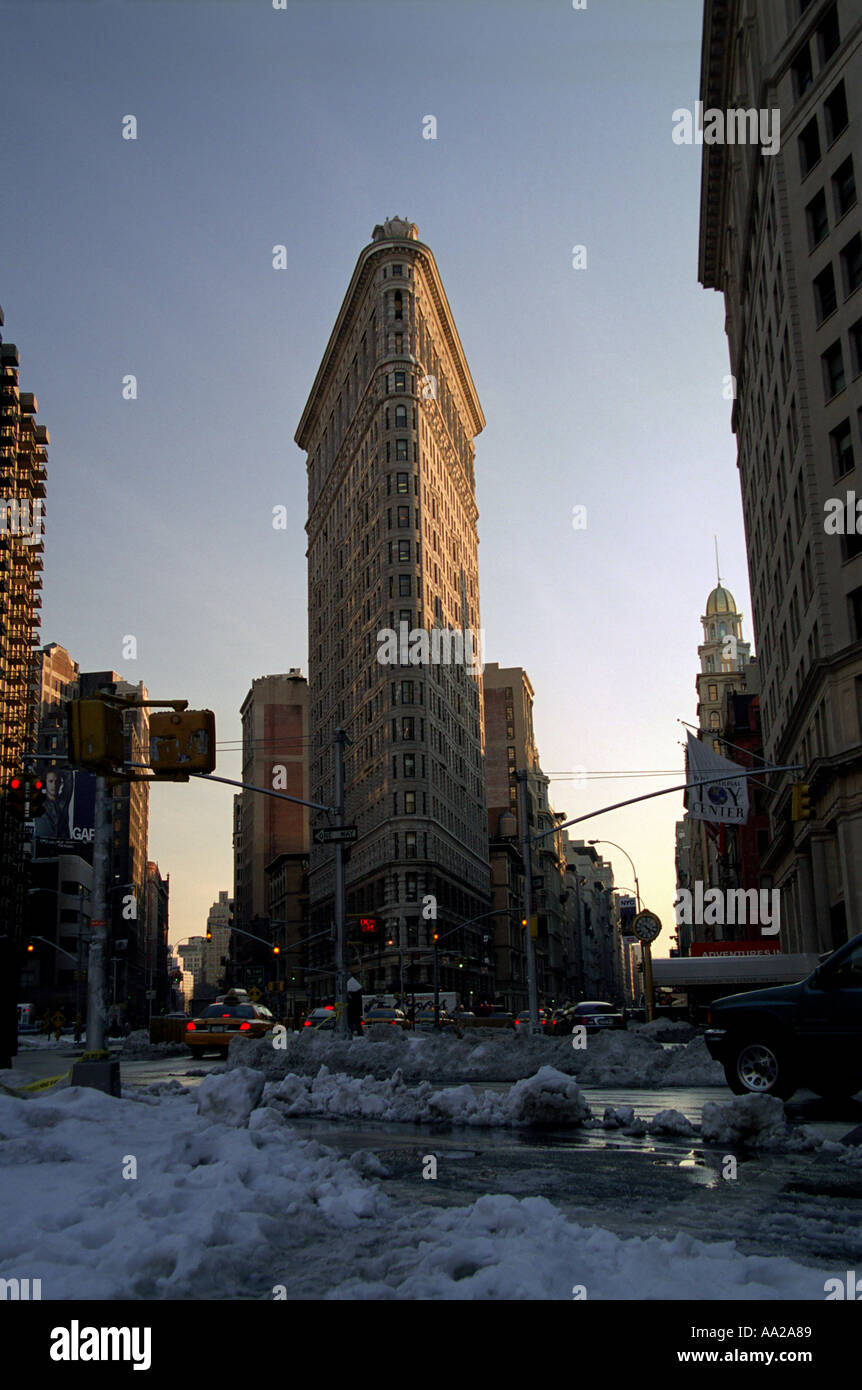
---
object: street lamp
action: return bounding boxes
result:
[587,840,641,911]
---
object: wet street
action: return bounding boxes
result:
[8,1046,862,1277]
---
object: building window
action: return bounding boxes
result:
[405,832,417,859]
[394,371,405,391]
[799,118,821,177]
[830,419,855,477]
[841,232,862,297]
[401,681,414,704]
[393,291,403,321]
[404,792,416,814]
[851,320,862,377]
[823,340,846,398]
[405,872,418,900]
[403,753,415,777]
[396,439,409,461]
[399,574,411,597]
[392,263,402,277]
[708,683,718,702]
[850,587,862,642]
[402,717,414,740]
[395,405,407,428]
[833,157,856,219]
[818,5,840,64]
[843,531,862,563]
[397,505,410,527]
[398,540,411,561]
[807,188,829,248]
[814,263,837,322]
[824,82,849,146]
[791,42,813,100]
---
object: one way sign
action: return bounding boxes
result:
[313,825,358,845]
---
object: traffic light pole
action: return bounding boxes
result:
[333,728,348,1039]
[85,774,111,1053]
[516,770,541,1036]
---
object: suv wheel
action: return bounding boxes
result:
[726,1037,797,1100]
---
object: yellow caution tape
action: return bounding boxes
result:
[17,1070,71,1093]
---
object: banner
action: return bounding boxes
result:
[686,730,749,824]
[33,768,97,860]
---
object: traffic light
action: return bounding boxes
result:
[25,940,35,954]
[272,945,280,956]
[149,710,216,778]
[791,782,813,821]
[29,778,46,817]
[67,699,125,773]
[432,931,439,942]
[205,930,212,941]
[7,775,27,818]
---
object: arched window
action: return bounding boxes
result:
[709,712,720,730]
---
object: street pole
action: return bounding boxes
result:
[85,774,110,1053]
[333,728,347,1038]
[517,769,540,1033]
[433,939,440,1027]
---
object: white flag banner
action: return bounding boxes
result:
[686,730,749,824]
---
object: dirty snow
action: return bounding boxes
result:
[0,1082,839,1300]
[234,1024,726,1089]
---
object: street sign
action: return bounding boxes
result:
[633,910,662,944]
[313,825,358,844]
[247,986,262,1002]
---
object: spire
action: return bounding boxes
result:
[714,535,722,587]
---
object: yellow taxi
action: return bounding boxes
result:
[185,992,277,1059]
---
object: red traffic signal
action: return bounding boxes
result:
[7,776,27,817]
[29,778,46,816]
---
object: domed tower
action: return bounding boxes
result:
[696,582,751,746]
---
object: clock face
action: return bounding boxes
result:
[633,912,661,942]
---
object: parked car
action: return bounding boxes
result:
[304,1006,337,1030]
[705,932,862,1100]
[567,1001,627,1032]
[186,996,277,1058]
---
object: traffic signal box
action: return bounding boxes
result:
[67,699,125,773]
[6,775,46,817]
[149,710,216,779]
[791,782,813,821]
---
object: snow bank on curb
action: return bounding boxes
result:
[266,1064,590,1128]
[0,1085,837,1300]
[235,1025,726,1088]
[701,1095,821,1150]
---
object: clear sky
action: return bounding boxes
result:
[2,0,750,955]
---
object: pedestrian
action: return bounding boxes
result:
[73,1012,83,1044]
[52,1010,65,1042]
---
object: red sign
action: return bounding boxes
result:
[691,940,780,957]
[359,917,378,934]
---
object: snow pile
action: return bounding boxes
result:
[196,1066,265,1127]
[504,1067,591,1126]
[701,1095,821,1151]
[662,1035,726,1086]
[237,1026,726,1088]
[0,1085,837,1300]
[120,1031,188,1059]
[599,1105,647,1136]
[325,1193,832,1301]
[648,1108,696,1137]
[266,1064,590,1129]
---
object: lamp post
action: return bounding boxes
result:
[587,840,641,911]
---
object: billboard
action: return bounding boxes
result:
[33,767,97,861]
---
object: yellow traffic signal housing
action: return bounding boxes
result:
[792,782,813,821]
[149,709,216,778]
[67,700,125,773]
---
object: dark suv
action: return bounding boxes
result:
[705,932,862,1100]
